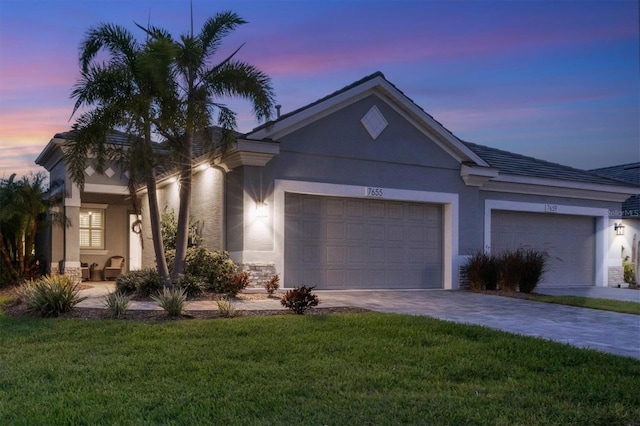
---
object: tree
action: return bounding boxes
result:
[0,173,63,285]
[141,10,275,279]
[66,24,175,287]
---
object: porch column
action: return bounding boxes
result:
[63,182,82,282]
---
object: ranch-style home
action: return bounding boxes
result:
[35,72,638,289]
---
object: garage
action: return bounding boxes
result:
[491,211,595,287]
[284,193,443,289]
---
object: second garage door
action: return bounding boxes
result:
[285,193,443,289]
[491,211,595,287]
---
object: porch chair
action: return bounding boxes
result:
[103,256,125,280]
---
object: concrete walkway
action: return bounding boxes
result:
[77,283,640,360]
[536,286,640,302]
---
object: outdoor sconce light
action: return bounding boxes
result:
[256,200,268,220]
[614,223,625,236]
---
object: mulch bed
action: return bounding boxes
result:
[0,286,369,321]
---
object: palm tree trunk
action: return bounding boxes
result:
[146,171,172,287]
[0,230,19,282]
[172,132,193,279]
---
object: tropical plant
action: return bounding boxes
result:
[18,275,86,317]
[103,290,130,318]
[65,23,174,287]
[216,295,239,318]
[280,285,319,315]
[139,10,275,279]
[265,274,280,296]
[0,173,64,286]
[151,287,187,317]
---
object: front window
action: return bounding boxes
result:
[79,208,104,249]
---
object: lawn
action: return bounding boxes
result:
[1,299,639,425]
[526,294,640,315]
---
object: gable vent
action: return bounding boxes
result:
[361,105,388,140]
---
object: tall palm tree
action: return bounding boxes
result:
[142,11,275,278]
[66,24,175,287]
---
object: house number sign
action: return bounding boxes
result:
[545,204,558,213]
[365,187,385,197]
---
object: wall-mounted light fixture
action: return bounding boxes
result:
[614,222,625,236]
[256,200,268,219]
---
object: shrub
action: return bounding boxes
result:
[176,274,205,299]
[623,257,636,286]
[519,247,548,293]
[216,295,239,318]
[496,248,548,293]
[151,287,187,317]
[462,251,498,291]
[115,268,162,297]
[222,272,250,297]
[18,275,86,317]
[265,274,280,296]
[167,247,237,292]
[103,291,130,318]
[280,285,319,315]
[497,249,521,292]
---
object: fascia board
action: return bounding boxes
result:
[34,138,64,170]
[491,174,638,196]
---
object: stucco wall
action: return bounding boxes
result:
[140,167,225,269]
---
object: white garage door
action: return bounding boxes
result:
[285,193,443,289]
[491,211,595,287]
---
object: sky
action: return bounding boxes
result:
[0,0,638,179]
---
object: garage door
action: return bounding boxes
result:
[284,193,443,289]
[491,211,595,287]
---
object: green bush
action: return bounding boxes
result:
[167,247,237,292]
[462,251,498,291]
[623,257,636,286]
[103,291,130,318]
[176,274,205,299]
[222,272,250,297]
[280,285,319,315]
[265,274,280,296]
[151,287,187,317]
[115,268,162,297]
[18,275,86,317]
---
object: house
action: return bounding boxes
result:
[35,72,638,289]
[591,163,640,286]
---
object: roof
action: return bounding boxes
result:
[590,163,640,187]
[463,141,628,187]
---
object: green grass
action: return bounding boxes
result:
[526,294,640,315]
[1,302,639,425]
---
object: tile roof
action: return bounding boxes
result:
[462,141,628,187]
[590,163,640,187]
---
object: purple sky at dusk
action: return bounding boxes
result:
[1,0,638,179]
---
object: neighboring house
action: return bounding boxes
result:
[591,163,640,285]
[35,72,637,289]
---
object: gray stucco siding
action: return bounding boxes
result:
[277,95,461,170]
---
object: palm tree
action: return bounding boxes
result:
[142,11,275,278]
[66,24,174,287]
[0,173,63,284]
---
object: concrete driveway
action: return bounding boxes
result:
[317,290,640,360]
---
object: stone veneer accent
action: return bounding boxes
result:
[63,267,83,284]
[240,263,277,289]
[608,266,625,287]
